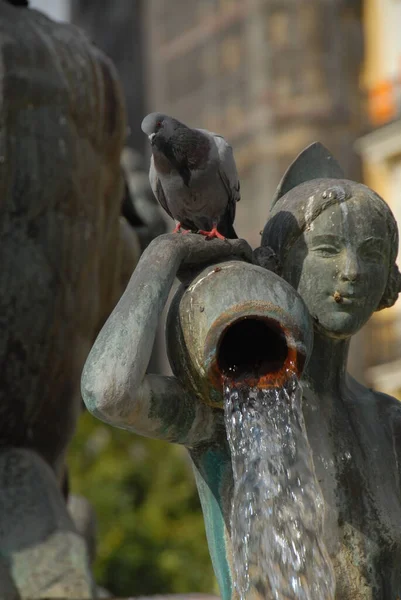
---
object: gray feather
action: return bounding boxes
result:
[209,132,241,226]
[149,156,173,219]
[193,129,240,233]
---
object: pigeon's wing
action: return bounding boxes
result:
[198,129,241,216]
[149,156,173,219]
[197,130,241,197]
[212,133,241,225]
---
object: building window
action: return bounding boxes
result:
[220,33,242,73]
[266,9,291,49]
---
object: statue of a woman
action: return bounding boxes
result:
[82,143,401,599]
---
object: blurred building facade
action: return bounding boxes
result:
[356,0,401,397]
[144,0,364,245]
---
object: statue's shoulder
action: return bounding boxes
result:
[367,387,401,427]
[348,375,401,418]
[375,390,401,420]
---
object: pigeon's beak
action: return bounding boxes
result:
[148,133,156,144]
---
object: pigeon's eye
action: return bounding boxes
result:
[156,121,162,129]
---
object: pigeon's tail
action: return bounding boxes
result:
[219,218,238,239]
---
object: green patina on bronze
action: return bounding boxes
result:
[191,445,233,600]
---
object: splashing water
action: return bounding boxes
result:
[224,376,335,600]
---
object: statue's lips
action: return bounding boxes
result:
[332,292,364,306]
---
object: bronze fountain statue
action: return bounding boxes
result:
[82,142,401,600]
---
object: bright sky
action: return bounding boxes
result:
[29,0,70,22]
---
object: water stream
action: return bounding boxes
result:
[224,376,335,600]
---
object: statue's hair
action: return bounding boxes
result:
[258,178,401,312]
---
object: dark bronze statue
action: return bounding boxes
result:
[82,140,401,600]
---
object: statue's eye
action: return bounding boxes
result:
[360,247,383,263]
[313,245,340,257]
[359,239,384,263]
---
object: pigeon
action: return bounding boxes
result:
[141,112,240,239]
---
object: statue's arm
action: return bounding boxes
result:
[81,233,252,446]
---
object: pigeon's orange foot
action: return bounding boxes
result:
[173,223,190,234]
[199,227,226,240]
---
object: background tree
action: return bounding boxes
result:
[68,411,217,597]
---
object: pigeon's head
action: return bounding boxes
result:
[141,113,185,147]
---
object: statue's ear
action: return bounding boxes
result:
[271,142,345,208]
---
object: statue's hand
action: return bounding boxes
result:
[156,232,253,284]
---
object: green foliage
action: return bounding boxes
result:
[68,410,217,597]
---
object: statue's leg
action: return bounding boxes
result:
[0,448,94,599]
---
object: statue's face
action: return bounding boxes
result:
[282,198,391,338]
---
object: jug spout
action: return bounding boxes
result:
[166,260,313,407]
[209,310,302,389]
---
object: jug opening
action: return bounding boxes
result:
[217,317,289,384]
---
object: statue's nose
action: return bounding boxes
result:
[340,250,360,282]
